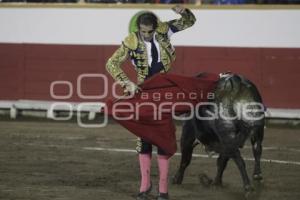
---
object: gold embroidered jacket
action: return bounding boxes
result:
[106,9,196,86]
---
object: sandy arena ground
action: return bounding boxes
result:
[0,118,299,200]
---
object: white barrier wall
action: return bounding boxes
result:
[1,5,300,110]
[0,7,300,47]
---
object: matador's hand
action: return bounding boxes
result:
[172,5,186,15]
[123,80,141,96]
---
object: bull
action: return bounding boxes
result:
[172,73,265,196]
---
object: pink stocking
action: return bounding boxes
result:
[157,155,170,193]
[139,153,152,192]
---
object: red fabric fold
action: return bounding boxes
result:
[105,73,219,155]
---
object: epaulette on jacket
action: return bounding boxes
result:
[123,32,138,50]
[156,21,169,34]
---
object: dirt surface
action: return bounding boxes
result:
[0,119,299,200]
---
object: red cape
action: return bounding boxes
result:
[105,73,219,155]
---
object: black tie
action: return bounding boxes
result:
[150,39,158,66]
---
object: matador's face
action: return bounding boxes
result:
[139,24,155,42]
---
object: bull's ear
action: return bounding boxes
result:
[216,76,234,92]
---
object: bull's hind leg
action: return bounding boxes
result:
[172,120,196,184]
[251,125,264,181]
[232,150,253,193]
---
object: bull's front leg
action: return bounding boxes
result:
[213,154,229,186]
[172,120,196,185]
[232,150,253,195]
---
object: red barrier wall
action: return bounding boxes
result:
[0,43,299,108]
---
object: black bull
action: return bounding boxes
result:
[172,73,265,194]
